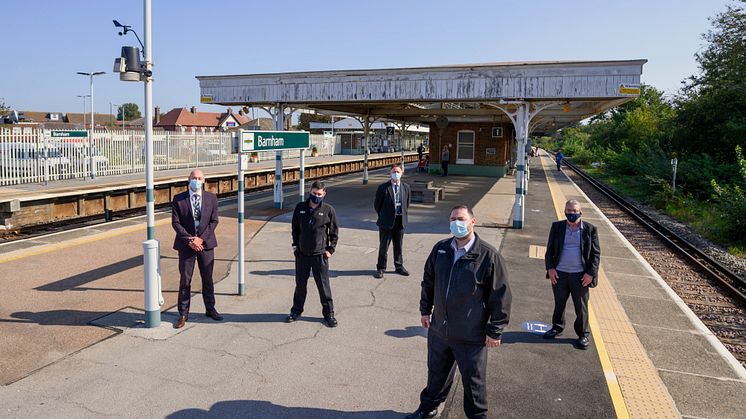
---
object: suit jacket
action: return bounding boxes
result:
[172,190,219,253]
[544,220,601,287]
[374,180,411,229]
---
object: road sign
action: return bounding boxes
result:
[240,131,310,152]
[50,130,88,138]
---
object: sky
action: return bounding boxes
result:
[0,0,736,116]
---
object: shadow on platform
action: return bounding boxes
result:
[167,400,402,419]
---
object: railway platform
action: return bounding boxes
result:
[0,153,744,418]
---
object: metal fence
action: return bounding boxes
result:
[0,128,335,186]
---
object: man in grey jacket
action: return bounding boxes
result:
[406,205,512,419]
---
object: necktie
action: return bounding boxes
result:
[192,194,201,221]
[394,184,401,214]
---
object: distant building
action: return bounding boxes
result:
[7,111,115,129]
[155,106,250,132]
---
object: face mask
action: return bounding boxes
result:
[309,194,323,205]
[565,212,581,223]
[189,179,202,191]
[450,220,469,238]
[391,172,402,181]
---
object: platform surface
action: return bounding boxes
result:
[0,155,744,418]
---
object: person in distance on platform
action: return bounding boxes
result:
[543,199,601,349]
[374,164,411,279]
[440,144,451,176]
[556,150,564,171]
[406,205,512,419]
[286,180,339,327]
[418,143,424,162]
[171,169,222,329]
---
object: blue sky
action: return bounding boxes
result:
[0,0,735,115]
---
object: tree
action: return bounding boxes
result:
[297,113,331,131]
[117,103,142,121]
[675,2,746,163]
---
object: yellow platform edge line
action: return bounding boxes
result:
[540,155,631,419]
[0,217,172,264]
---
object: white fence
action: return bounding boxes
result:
[0,128,335,186]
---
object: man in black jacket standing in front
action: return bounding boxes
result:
[406,205,512,419]
[374,164,411,279]
[286,180,339,328]
[543,199,601,349]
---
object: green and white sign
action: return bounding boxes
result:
[50,130,88,138]
[240,131,310,152]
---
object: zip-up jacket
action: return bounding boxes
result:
[420,234,511,344]
[291,200,339,256]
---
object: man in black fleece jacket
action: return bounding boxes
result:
[406,205,512,419]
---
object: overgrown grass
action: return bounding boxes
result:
[578,163,746,257]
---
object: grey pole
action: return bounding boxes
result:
[237,130,246,295]
[299,148,305,201]
[142,0,160,327]
[363,117,370,184]
[671,158,678,197]
[273,104,284,209]
[77,72,105,179]
[512,103,527,229]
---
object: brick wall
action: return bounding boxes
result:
[428,122,511,166]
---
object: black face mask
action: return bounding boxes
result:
[309,194,323,205]
[565,212,581,223]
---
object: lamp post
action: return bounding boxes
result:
[113,1,160,328]
[76,95,89,129]
[77,71,105,178]
[110,102,119,127]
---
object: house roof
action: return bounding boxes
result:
[156,107,250,128]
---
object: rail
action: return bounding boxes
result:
[0,153,421,235]
[561,158,746,302]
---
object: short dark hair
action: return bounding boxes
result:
[451,204,474,218]
[310,180,325,191]
[391,163,402,170]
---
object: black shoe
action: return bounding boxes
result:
[395,267,410,276]
[205,309,224,321]
[374,269,384,279]
[324,315,338,328]
[404,408,438,419]
[543,328,562,339]
[285,313,298,323]
[576,336,589,349]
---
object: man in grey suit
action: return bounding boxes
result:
[543,199,601,349]
[374,164,411,279]
[171,169,222,329]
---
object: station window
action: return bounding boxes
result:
[456,130,475,165]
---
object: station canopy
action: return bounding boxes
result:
[196,60,646,135]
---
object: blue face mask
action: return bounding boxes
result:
[565,212,581,223]
[450,220,469,238]
[391,172,402,181]
[309,194,323,205]
[189,179,202,191]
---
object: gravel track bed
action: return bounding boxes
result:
[565,170,746,367]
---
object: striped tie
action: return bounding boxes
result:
[192,194,201,221]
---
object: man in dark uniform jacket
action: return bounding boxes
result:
[406,205,512,419]
[287,180,339,327]
[171,169,222,329]
[543,199,601,349]
[374,164,411,279]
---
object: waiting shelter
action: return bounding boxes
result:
[197,59,646,227]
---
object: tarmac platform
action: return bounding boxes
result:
[0,153,744,418]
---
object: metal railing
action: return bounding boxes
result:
[0,128,335,186]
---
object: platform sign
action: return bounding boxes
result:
[50,130,88,139]
[522,321,551,334]
[240,131,310,152]
[619,83,641,95]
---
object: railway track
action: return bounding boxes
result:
[560,158,746,367]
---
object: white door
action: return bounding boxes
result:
[456,131,475,164]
